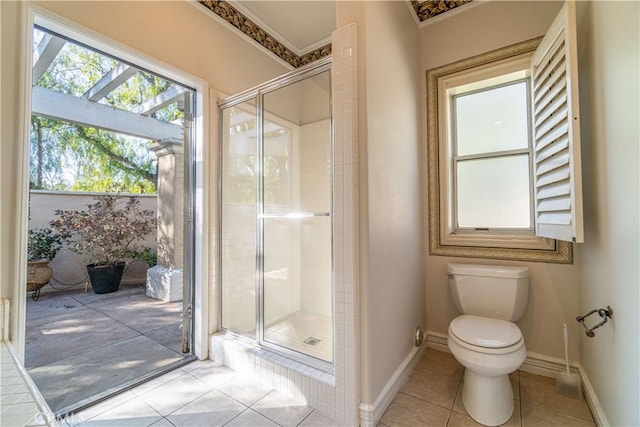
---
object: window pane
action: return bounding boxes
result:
[455,82,529,156]
[457,155,530,229]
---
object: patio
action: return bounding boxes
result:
[25,282,189,415]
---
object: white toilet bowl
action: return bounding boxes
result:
[448,315,526,426]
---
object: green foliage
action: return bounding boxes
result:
[27,228,67,262]
[124,247,158,267]
[30,29,184,194]
[50,195,157,266]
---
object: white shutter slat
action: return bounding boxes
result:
[538,197,572,212]
[536,110,568,145]
[536,151,570,175]
[538,212,572,225]
[533,39,565,103]
[533,60,566,108]
[535,123,569,153]
[536,165,570,188]
[534,91,568,127]
[536,134,569,163]
[532,1,583,243]
[533,33,565,82]
[537,180,571,199]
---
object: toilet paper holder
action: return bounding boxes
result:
[576,306,613,337]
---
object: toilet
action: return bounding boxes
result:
[447,263,529,426]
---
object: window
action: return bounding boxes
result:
[426,2,582,263]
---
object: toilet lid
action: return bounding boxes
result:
[450,315,522,348]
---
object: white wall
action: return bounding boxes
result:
[337,1,424,405]
[419,0,584,361]
[576,2,640,425]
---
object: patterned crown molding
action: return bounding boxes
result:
[411,0,472,22]
[197,0,331,68]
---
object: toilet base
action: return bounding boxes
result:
[462,369,514,426]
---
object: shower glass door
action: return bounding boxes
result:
[221,101,257,336]
[261,71,332,364]
[220,60,333,368]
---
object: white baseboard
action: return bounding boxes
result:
[578,364,609,427]
[426,331,609,426]
[359,343,426,427]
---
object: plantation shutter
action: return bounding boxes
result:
[531,1,584,243]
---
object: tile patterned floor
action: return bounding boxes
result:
[379,349,596,427]
[60,359,336,427]
[57,348,596,427]
[0,342,55,427]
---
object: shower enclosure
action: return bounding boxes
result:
[219,59,333,370]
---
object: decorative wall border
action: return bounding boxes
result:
[197,0,331,68]
[198,1,472,67]
[411,0,472,22]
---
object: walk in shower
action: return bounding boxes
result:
[219,58,333,369]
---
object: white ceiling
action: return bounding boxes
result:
[232,1,336,54]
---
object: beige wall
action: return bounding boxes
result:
[1,1,30,344]
[1,0,287,343]
[576,2,639,425]
[420,0,583,362]
[338,1,425,405]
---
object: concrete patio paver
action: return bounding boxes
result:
[25,283,188,415]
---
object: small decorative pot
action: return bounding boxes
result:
[27,260,53,301]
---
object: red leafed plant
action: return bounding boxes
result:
[50,194,157,267]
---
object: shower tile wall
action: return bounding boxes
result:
[300,119,332,319]
[221,105,257,334]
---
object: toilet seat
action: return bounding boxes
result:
[449,315,523,355]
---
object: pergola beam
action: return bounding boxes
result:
[133,86,188,116]
[82,64,138,101]
[32,86,183,141]
[32,34,65,84]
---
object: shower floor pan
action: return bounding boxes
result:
[264,310,332,363]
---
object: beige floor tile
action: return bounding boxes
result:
[166,389,246,427]
[521,401,596,426]
[400,368,461,409]
[298,409,338,426]
[447,412,484,427]
[519,371,594,421]
[225,408,278,426]
[380,392,449,427]
[251,390,313,427]
[510,371,520,399]
[187,363,238,388]
[149,418,176,427]
[78,396,162,427]
[140,372,212,416]
[414,349,464,381]
[452,389,521,427]
[216,374,272,406]
[66,391,137,426]
[131,369,186,397]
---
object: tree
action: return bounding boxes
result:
[30,29,184,194]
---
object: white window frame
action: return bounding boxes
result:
[426,0,582,264]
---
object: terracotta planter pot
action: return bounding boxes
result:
[27,260,53,301]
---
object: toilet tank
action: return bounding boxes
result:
[448,263,530,321]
